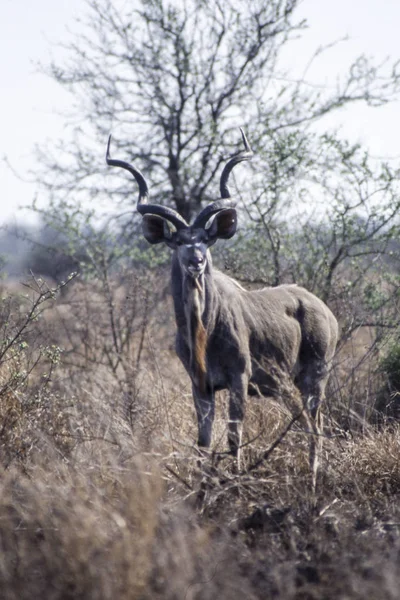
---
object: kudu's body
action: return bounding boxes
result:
[107,130,338,487]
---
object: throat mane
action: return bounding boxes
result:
[184,276,207,392]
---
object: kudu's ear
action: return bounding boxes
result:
[142,215,174,245]
[206,208,237,243]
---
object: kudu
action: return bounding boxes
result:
[106,130,338,487]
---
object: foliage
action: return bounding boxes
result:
[377,337,400,419]
[0,274,76,467]
[382,341,400,392]
[2,220,84,280]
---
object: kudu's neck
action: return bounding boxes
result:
[171,251,216,392]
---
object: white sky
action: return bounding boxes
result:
[1,0,400,224]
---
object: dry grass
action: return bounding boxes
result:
[0,274,399,599]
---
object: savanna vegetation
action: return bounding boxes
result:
[1,0,400,598]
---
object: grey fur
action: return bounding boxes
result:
[170,233,338,485]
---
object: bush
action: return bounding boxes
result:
[377,339,400,419]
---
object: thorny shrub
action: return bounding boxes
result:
[0,274,76,467]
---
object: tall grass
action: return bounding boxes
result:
[0,273,399,599]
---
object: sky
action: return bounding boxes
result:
[1,0,400,225]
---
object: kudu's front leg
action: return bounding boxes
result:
[192,383,217,508]
[192,383,215,451]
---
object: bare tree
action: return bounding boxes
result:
[35,0,400,222]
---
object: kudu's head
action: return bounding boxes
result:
[106,129,252,279]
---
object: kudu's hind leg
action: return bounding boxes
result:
[299,409,321,493]
[228,376,247,470]
[297,359,330,491]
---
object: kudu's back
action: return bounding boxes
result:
[205,270,338,400]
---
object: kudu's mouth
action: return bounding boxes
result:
[186,262,206,278]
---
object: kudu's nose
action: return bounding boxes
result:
[188,255,204,269]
